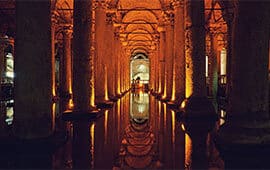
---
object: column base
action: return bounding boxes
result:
[62,107,101,121]
[179,96,217,120]
[215,112,270,169]
[96,100,114,108]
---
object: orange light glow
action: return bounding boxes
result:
[104,110,108,144]
[171,61,176,101]
[180,100,186,109]
[163,103,167,129]
[185,133,192,167]
[90,123,95,167]
[104,66,109,101]
[171,110,175,144]
[68,99,74,110]
[52,103,56,130]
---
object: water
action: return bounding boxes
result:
[0,92,224,169]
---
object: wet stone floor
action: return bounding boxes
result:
[0,92,226,169]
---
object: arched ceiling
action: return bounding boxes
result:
[52,0,232,56]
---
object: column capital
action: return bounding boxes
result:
[51,10,59,25]
[63,25,73,37]
[93,0,109,10]
[172,0,184,9]
[106,12,116,25]
[163,11,174,26]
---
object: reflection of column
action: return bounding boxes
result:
[171,0,185,104]
[60,26,73,111]
[14,1,54,138]
[73,0,97,112]
[157,27,165,96]
[163,13,174,101]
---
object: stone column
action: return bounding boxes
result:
[105,12,116,100]
[59,26,73,111]
[217,2,270,166]
[94,1,110,104]
[181,0,215,118]
[157,27,166,97]
[229,2,269,117]
[13,1,54,138]
[73,0,98,113]
[163,13,174,101]
[114,31,121,97]
[171,0,185,105]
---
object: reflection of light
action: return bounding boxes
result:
[6,72,14,78]
[5,107,14,125]
[185,133,192,168]
[220,48,227,76]
[68,99,74,109]
[52,103,56,129]
[181,123,186,131]
[138,64,146,72]
[163,103,167,129]
[104,110,108,144]
[138,104,145,113]
[180,100,186,109]
[171,110,175,144]
[90,123,95,167]
[220,109,226,118]
[171,62,176,101]
[219,118,225,126]
[104,66,109,101]
[205,55,208,77]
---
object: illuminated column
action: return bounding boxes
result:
[185,0,206,98]
[229,2,269,118]
[157,26,166,96]
[73,0,98,112]
[171,0,185,104]
[180,0,215,117]
[60,26,73,111]
[163,13,174,101]
[94,1,109,104]
[14,1,54,138]
[105,12,116,100]
[114,30,121,97]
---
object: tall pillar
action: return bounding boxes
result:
[180,0,215,118]
[73,0,98,113]
[157,27,166,96]
[229,2,269,117]
[59,26,73,111]
[171,0,185,105]
[114,31,121,97]
[217,2,270,167]
[13,1,54,138]
[163,13,174,101]
[105,12,116,100]
[94,1,110,104]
